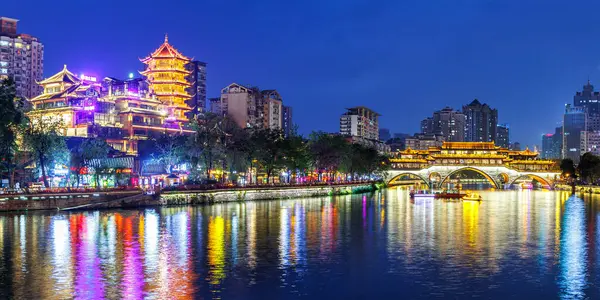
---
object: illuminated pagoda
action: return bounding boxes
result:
[140,34,193,129]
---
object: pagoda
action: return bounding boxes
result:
[140,34,192,129]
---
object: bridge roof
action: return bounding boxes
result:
[508,148,538,156]
[509,160,555,165]
[440,142,498,150]
[389,158,428,163]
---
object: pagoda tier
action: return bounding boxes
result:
[140,35,193,124]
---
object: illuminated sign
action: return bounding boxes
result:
[79,74,97,82]
[84,106,95,111]
[116,168,132,174]
[53,165,69,175]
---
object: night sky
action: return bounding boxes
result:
[4,0,600,147]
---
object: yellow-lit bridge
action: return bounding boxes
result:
[385,142,560,189]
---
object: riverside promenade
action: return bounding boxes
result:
[0,182,377,212]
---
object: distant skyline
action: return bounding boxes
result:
[5,0,600,147]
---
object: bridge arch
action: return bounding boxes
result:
[497,173,509,184]
[440,167,500,189]
[509,174,553,187]
[388,172,430,188]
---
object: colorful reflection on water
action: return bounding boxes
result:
[0,190,600,299]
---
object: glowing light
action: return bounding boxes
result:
[79,74,97,82]
[558,196,588,298]
[208,216,225,284]
[53,164,69,175]
[128,72,134,79]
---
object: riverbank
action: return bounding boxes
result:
[0,182,380,212]
[555,184,600,194]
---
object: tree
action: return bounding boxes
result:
[215,115,241,183]
[281,133,312,183]
[153,133,187,174]
[308,132,348,182]
[577,152,600,184]
[190,113,223,180]
[75,139,112,188]
[21,115,67,188]
[0,78,25,188]
[339,143,388,181]
[252,128,286,184]
[224,126,252,184]
[560,158,576,178]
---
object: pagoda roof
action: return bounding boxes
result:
[509,160,554,165]
[389,158,428,163]
[119,108,165,116]
[37,65,81,85]
[140,34,191,62]
[30,84,79,101]
[139,68,191,75]
[397,147,431,156]
[509,148,538,156]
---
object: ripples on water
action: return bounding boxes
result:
[0,190,599,299]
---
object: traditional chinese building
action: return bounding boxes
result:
[28,65,123,144]
[139,35,193,129]
[28,64,194,156]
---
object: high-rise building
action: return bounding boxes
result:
[140,35,192,129]
[379,128,391,141]
[542,134,554,159]
[282,105,293,137]
[563,104,587,162]
[220,83,285,130]
[510,142,521,151]
[496,124,510,148]
[208,97,222,115]
[405,133,444,150]
[421,107,466,142]
[187,60,207,115]
[541,126,563,159]
[220,83,259,128]
[394,133,411,139]
[261,90,283,130]
[574,80,600,115]
[580,131,600,156]
[420,118,433,134]
[462,99,498,143]
[553,126,563,158]
[0,17,43,99]
[340,106,380,140]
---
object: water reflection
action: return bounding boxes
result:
[0,190,599,298]
[559,196,588,299]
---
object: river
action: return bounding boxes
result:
[0,189,599,299]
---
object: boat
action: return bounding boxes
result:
[435,190,466,199]
[462,192,482,201]
[409,190,435,199]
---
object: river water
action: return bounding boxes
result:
[0,189,599,299]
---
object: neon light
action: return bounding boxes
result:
[84,106,95,111]
[80,74,97,82]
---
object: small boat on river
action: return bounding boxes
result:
[462,192,482,201]
[410,190,435,199]
[435,191,466,199]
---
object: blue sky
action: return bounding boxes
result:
[5,0,600,147]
